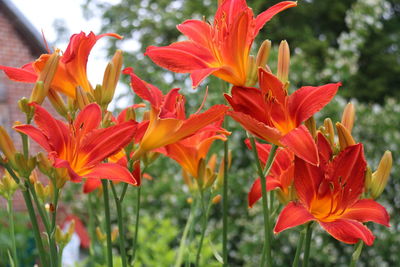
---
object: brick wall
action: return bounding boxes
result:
[0,7,49,211]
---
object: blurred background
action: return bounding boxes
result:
[0,0,399,266]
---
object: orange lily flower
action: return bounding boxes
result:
[123,68,229,160]
[14,103,138,187]
[274,134,390,245]
[245,139,294,207]
[162,121,230,179]
[145,0,297,87]
[0,31,122,98]
[225,68,341,165]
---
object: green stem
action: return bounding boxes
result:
[302,222,313,267]
[222,131,229,267]
[88,193,96,259]
[175,198,196,267]
[7,198,18,267]
[195,189,209,266]
[349,241,364,267]
[292,228,306,267]
[21,186,48,266]
[110,183,128,267]
[50,182,60,267]
[101,180,113,267]
[250,137,277,267]
[186,198,200,267]
[131,186,142,263]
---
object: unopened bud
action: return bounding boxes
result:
[55,168,69,188]
[0,126,17,166]
[212,194,222,204]
[256,40,271,69]
[364,166,372,193]
[305,116,317,139]
[182,169,195,191]
[111,227,119,243]
[18,97,31,114]
[341,103,355,133]
[48,89,68,118]
[336,122,356,151]
[246,55,257,86]
[323,118,335,146]
[101,50,123,107]
[30,53,60,105]
[277,40,290,84]
[34,181,46,201]
[96,227,106,242]
[370,151,392,199]
[0,172,19,199]
[37,152,53,176]
[196,158,206,189]
[75,86,91,110]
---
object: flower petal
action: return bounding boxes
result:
[190,68,219,88]
[177,19,213,49]
[248,177,281,208]
[83,179,102,193]
[274,202,314,233]
[258,68,286,104]
[13,125,52,152]
[228,111,282,145]
[0,64,37,82]
[254,1,297,36]
[74,103,102,136]
[319,219,375,245]
[280,125,319,165]
[288,83,341,125]
[85,163,137,186]
[340,199,390,227]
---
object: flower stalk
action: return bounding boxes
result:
[102,180,113,267]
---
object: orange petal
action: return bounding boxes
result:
[14,125,52,152]
[0,63,37,82]
[83,179,102,193]
[340,199,390,227]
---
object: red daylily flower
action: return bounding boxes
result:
[123,68,229,160]
[225,68,341,165]
[274,134,390,246]
[14,103,138,187]
[162,121,229,179]
[146,0,296,87]
[0,31,122,98]
[245,139,294,207]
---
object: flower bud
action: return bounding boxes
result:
[256,40,271,69]
[196,158,206,189]
[30,52,60,105]
[341,103,355,133]
[182,169,195,191]
[212,194,222,204]
[246,55,257,86]
[101,50,123,108]
[37,152,53,176]
[277,40,290,84]
[75,86,91,110]
[323,118,335,146]
[111,227,119,243]
[18,97,31,114]
[34,181,46,201]
[216,151,232,188]
[48,89,68,118]
[336,122,356,151]
[370,151,392,199]
[0,126,17,166]
[96,227,106,242]
[0,171,19,199]
[305,116,317,139]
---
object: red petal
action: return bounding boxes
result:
[340,199,390,227]
[288,83,340,125]
[228,111,282,145]
[293,155,322,206]
[254,1,297,36]
[83,179,102,193]
[132,160,141,186]
[248,177,281,208]
[74,103,102,136]
[85,163,137,186]
[13,125,52,152]
[319,219,375,245]
[81,121,137,166]
[31,103,69,153]
[215,0,248,27]
[258,68,286,104]
[123,67,163,108]
[145,41,216,72]
[274,202,314,233]
[280,125,319,165]
[0,64,37,82]
[177,20,213,49]
[326,144,366,207]
[316,132,333,168]
[190,68,219,88]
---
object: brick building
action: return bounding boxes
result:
[0,0,47,210]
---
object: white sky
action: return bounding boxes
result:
[12,0,129,109]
